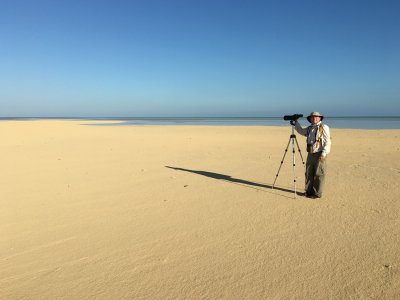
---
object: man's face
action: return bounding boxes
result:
[311,116,321,124]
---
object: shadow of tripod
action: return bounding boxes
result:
[272,124,305,198]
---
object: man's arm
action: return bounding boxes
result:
[320,124,331,160]
[294,121,308,136]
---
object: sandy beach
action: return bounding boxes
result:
[1,120,399,299]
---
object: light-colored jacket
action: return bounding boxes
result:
[295,121,331,157]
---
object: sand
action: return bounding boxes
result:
[1,120,399,299]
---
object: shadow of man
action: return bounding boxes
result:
[165,166,295,194]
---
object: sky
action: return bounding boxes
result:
[1,0,399,117]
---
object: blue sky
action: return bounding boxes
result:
[1,0,399,117]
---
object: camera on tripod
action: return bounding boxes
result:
[273,113,306,198]
[283,114,303,126]
[283,114,303,121]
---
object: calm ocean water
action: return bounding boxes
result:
[87,116,400,129]
[1,117,400,129]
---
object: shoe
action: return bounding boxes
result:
[305,194,321,199]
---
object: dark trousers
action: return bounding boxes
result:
[305,152,327,197]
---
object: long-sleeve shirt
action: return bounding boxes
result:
[295,121,331,157]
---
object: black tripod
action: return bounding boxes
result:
[272,125,305,197]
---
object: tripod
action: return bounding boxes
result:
[272,125,305,197]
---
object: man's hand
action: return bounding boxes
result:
[319,155,325,161]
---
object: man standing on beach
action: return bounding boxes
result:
[293,112,331,198]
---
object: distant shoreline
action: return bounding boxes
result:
[1,116,400,129]
[1,116,399,119]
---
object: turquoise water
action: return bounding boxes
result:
[85,116,400,129]
[1,117,400,129]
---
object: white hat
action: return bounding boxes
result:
[307,111,324,123]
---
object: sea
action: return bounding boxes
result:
[1,117,400,129]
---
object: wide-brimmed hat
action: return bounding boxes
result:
[307,111,324,123]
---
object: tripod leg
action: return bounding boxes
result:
[291,136,297,197]
[294,136,306,166]
[272,137,291,189]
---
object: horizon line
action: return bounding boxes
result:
[1,115,400,119]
